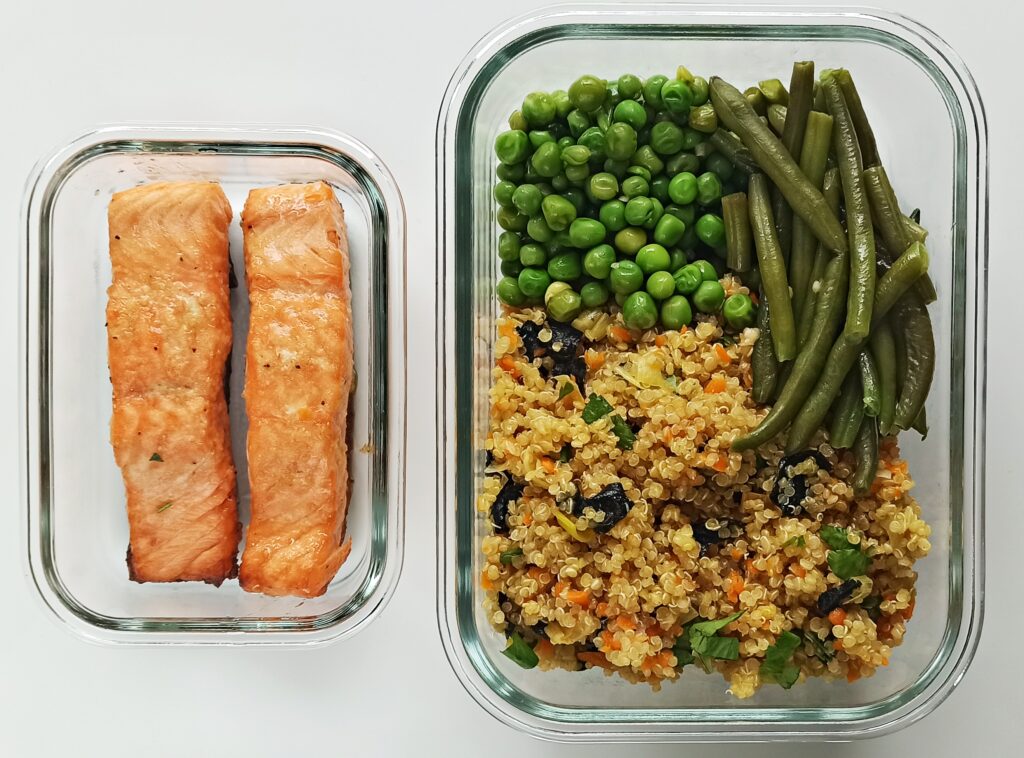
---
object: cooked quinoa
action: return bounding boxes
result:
[478,297,930,697]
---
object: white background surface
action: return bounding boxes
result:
[0,1,1017,756]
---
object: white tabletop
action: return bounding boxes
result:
[1,1,1017,755]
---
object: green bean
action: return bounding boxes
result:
[770,62,816,265]
[852,416,879,495]
[859,350,881,417]
[748,173,797,361]
[911,407,929,439]
[789,111,834,322]
[732,247,848,451]
[870,319,897,436]
[709,77,848,253]
[752,291,779,404]
[829,370,864,449]
[890,292,935,430]
[744,86,768,116]
[872,242,929,325]
[759,78,790,106]
[822,74,876,341]
[796,168,841,349]
[903,214,929,244]
[708,128,760,176]
[721,192,753,273]
[834,69,879,169]
[767,104,787,136]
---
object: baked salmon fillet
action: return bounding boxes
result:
[107,181,240,584]
[239,181,354,598]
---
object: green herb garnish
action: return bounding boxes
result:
[760,630,802,689]
[828,549,870,580]
[672,633,694,667]
[502,631,539,669]
[156,502,174,513]
[610,414,635,450]
[149,453,163,462]
[820,525,853,550]
[861,595,883,621]
[783,535,806,549]
[797,630,835,665]
[688,611,744,669]
[499,548,524,565]
[582,394,613,423]
[558,445,573,463]
[557,380,576,400]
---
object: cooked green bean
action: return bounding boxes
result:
[721,192,753,273]
[748,173,797,361]
[852,416,880,495]
[710,77,848,253]
[829,370,864,449]
[870,319,897,436]
[903,214,929,243]
[872,241,929,325]
[770,62,816,264]
[785,333,863,453]
[796,168,841,348]
[859,350,881,417]
[834,69,879,169]
[752,291,779,404]
[732,248,848,451]
[789,111,834,322]
[768,104,787,136]
[759,78,790,106]
[911,407,929,439]
[744,86,768,116]
[863,165,911,254]
[709,128,760,176]
[822,73,876,340]
[890,292,935,430]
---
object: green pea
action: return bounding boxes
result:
[603,158,629,179]
[498,231,521,262]
[693,280,726,313]
[519,243,547,268]
[696,172,723,206]
[624,196,655,227]
[547,287,583,323]
[643,198,663,230]
[614,292,628,307]
[621,175,649,199]
[493,181,516,208]
[723,293,756,329]
[605,122,638,161]
[581,281,610,307]
[567,109,591,138]
[565,164,590,184]
[507,110,528,132]
[512,184,542,216]
[704,152,734,182]
[668,172,698,205]
[668,248,686,272]
[680,128,704,151]
[577,127,607,161]
[497,206,528,232]
[551,89,572,119]
[626,164,652,183]
[643,75,668,109]
[665,152,700,176]
[636,243,671,274]
[614,227,647,256]
[653,213,686,247]
[522,162,541,184]
[541,195,577,231]
[690,76,710,106]
[494,130,530,164]
[679,225,699,251]
[612,99,647,131]
[496,162,525,183]
[688,103,718,134]
[528,130,556,149]
[617,73,642,100]
[622,291,658,330]
[650,121,684,156]
[646,270,677,300]
[531,142,562,178]
[583,244,616,279]
[665,203,696,226]
[569,218,607,249]
[497,276,526,306]
[547,252,582,282]
[599,200,627,232]
[630,145,664,176]
[661,295,693,330]
[563,188,586,215]
[673,264,703,295]
[551,173,570,192]
[609,259,644,294]
[561,144,591,168]
[568,75,607,112]
[500,259,523,277]
[589,172,619,201]
[695,213,726,247]
[522,92,556,128]
[527,216,555,243]
[693,259,718,282]
[517,267,551,300]
[661,79,694,115]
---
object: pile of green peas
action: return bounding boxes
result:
[493,69,754,332]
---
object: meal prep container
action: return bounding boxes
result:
[22,125,406,645]
[436,4,986,741]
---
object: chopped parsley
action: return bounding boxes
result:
[820,525,871,580]
[499,548,523,565]
[820,525,854,550]
[676,611,744,671]
[798,629,835,665]
[783,535,806,549]
[149,453,163,462]
[558,445,573,463]
[558,380,576,400]
[502,631,539,669]
[759,630,802,689]
[609,414,635,450]
[582,394,613,423]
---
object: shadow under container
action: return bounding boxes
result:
[436,4,986,741]
[23,125,406,645]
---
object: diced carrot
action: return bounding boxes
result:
[522,511,533,526]
[705,376,727,394]
[745,558,758,575]
[905,598,916,620]
[527,566,543,580]
[615,614,637,632]
[584,349,605,370]
[497,356,520,378]
[846,663,862,683]
[655,334,668,347]
[731,548,744,561]
[662,428,674,445]
[715,344,732,365]
[791,563,807,578]
[540,457,556,474]
[481,569,494,591]
[577,651,614,669]
[552,581,568,597]
[499,321,518,340]
[601,630,622,651]
[566,589,591,608]
[727,569,744,603]
[828,608,847,626]
[609,325,633,343]
[833,639,844,651]
[711,454,729,472]
[534,639,555,658]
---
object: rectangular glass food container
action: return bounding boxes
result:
[436,4,986,741]
[22,124,406,645]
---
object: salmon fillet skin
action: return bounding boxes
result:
[239,181,354,598]
[106,181,240,584]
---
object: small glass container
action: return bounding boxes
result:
[22,124,406,644]
[436,4,986,740]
